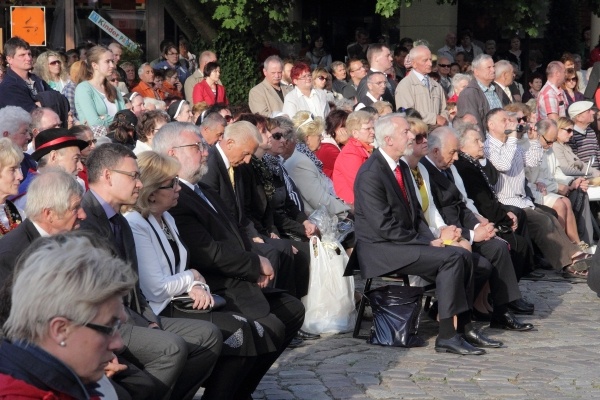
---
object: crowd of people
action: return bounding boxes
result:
[0,26,599,398]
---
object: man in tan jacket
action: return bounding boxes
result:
[248,56,292,116]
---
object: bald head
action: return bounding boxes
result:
[428,126,460,170]
[409,45,432,75]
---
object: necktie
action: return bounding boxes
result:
[394,165,409,204]
[109,214,126,259]
[194,184,218,213]
[423,75,430,90]
[443,168,454,183]
[410,168,429,212]
[227,165,235,191]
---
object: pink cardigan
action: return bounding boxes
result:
[332,137,371,204]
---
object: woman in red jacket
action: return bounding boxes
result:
[192,62,228,106]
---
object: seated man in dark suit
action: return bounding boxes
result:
[353,113,487,355]
[0,171,84,284]
[152,122,305,397]
[421,127,534,331]
[80,143,221,400]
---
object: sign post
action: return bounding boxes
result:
[88,11,139,51]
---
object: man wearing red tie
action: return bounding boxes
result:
[352,114,491,355]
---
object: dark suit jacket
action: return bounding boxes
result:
[456,78,508,135]
[169,183,270,319]
[200,147,260,240]
[0,68,51,112]
[356,69,396,110]
[353,150,434,279]
[238,161,275,237]
[420,157,479,241]
[0,219,40,285]
[453,155,514,228]
[79,190,158,325]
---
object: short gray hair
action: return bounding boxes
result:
[536,118,557,137]
[494,60,513,77]
[408,45,429,61]
[4,233,136,344]
[455,122,480,147]
[138,62,151,76]
[0,106,32,135]
[152,122,202,154]
[223,121,261,144]
[451,73,471,90]
[264,55,283,70]
[200,112,226,130]
[472,54,493,70]
[428,126,459,151]
[546,61,565,77]
[273,116,296,141]
[25,170,83,221]
[375,113,404,148]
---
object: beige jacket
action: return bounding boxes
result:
[395,71,446,125]
[248,78,291,116]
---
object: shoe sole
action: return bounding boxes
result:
[508,308,534,315]
[489,323,534,331]
[434,346,485,355]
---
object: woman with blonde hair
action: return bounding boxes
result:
[125,151,280,400]
[0,138,24,238]
[35,51,77,122]
[74,46,125,129]
[332,110,375,204]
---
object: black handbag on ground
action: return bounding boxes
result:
[366,285,425,347]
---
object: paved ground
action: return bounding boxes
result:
[249,273,600,400]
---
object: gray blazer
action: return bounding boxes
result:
[283,149,349,216]
[248,78,291,116]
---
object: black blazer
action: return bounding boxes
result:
[0,219,40,285]
[453,155,514,228]
[238,161,275,237]
[200,147,260,240]
[420,157,479,241]
[356,69,397,109]
[169,183,271,319]
[79,190,158,325]
[353,150,434,279]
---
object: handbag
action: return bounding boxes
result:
[367,285,425,347]
[300,237,357,334]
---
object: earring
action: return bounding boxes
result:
[59,341,66,347]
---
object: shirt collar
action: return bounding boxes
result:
[179,177,195,190]
[215,142,231,169]
[379,147,399,171]
[31,220,50,237]
[89,189,117,220]
[477,80,495,92]
[411,70,426,82]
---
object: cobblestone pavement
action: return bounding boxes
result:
[250,274,600,400]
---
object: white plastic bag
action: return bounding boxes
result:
[301,237,357,334]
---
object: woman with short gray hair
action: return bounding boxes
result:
[0,233,135,398]
[448,73,472,102]
[0,138,24,238]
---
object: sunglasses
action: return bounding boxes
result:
[414,133,427,144]
[49,60,62,66]
[438,63,451,68]
[517,116,528,123]
[272,132,286,141]
[565,77,578,82]
[562,128,574,133]
[159,176,180,190]
[541,135,556,145]
[109,78,118,83]
[317,76,327,81]
[224,115,233,122]
[86,139,97,146]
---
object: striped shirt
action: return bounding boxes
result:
[484,134,543,209]
[536,82,566,120]
[568,125,600,170]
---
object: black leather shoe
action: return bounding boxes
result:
[523,270,545,280]
[534,256,553,270]
[288,337,304,348]
[296,330,321,340]
[463,328,503,348]
[490,311,534,331]
[508,299,534,315]
[435,334,486,355]
[472,308,491,322]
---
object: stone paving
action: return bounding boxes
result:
[250,273,600,400]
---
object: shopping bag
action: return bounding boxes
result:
[301,237,357,334]
[367,285,425,347]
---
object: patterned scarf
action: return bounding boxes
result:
[459,151,498,200]
[295,142,324,173]
[252,155,275,199]
[263,153,304,211]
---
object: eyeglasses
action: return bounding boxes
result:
[49,60,62,66]
[317,76,327,81]
[565,77,578,82]
[438,63,451,68]
[350,66,365,72]
[109,78,118,83]
[541,135,555,145]
[159,176,180,190]
[297,74,312,81]
[517,116,528,123]
[562,128,574,133]
[167,52,179,56]
[110,169,141,181]
[86,139,97,146]
[172,142,206,152]
[224,115,233,122]
[84,319,122,337]
[272,132,286,141]
[414,133,427,144]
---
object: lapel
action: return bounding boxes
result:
[148,213,188,274]
[82,191,114,240]
[374,151,414,219]
[213,148,242,221]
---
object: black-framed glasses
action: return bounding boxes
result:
[414,133,427,144]
[110,169,141,181]
[438,63,451,68]
[159,176,180,190]
[84,319,122,337]
[565,77,578,82]
[173,142,206,152]
[224,115,233,122]
[272,133,286,141]
[86,139,97,146]
[562,128,574,133]
[517,116,528,123]
[541,135,555,145]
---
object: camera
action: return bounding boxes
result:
[516,123,529,133]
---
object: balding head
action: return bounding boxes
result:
[220,121,260,167]
[427,126,460,170]
[409,45,432,75]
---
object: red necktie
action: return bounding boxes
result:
[394,165,409,204]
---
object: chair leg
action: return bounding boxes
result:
[353,278,372,338]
